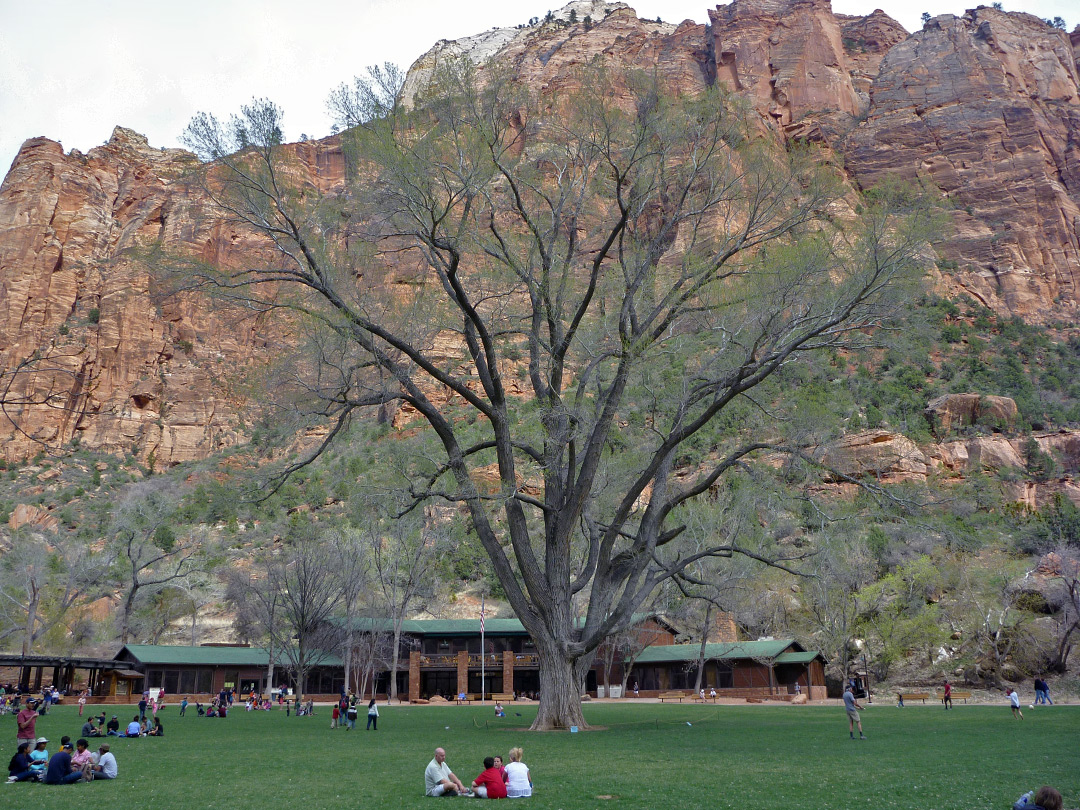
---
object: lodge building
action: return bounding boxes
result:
[1,615,826,702]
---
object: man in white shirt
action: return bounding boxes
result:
[425,747,467,796]
[91,744,118,780]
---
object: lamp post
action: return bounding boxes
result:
[863,653,872,704]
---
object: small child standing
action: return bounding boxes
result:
[331,705,339,729]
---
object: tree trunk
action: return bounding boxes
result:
[343,628,353,697]
[694,605,712,693]
[120,587,138,645]
[23,594,38,656]
[530,639,590,731]
[266,638,275,700]
[390,624,403,703]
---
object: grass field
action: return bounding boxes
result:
[7,701,1079,810]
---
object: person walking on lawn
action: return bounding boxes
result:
[844,684,867,740]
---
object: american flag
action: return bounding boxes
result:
[480,596,485,634]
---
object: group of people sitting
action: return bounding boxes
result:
[7,737,117,784]
[425,746,533,798]
[73,711,162,737]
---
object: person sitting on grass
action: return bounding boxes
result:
[126,716,142,736]
[106,715,120,735]
[71,739,95,779]
[425,747,468,797]
[43,741,83,785]
[90,744,117,781]
[148,718,164,737]
[29,737,49,780]
[504,748,531,798]
[81,717,98,737]
[471,756,508,799]
[494,702,505,717]
[6,741,34,782]
[1014,786,1063,810]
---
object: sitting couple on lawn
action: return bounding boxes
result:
[425,746,532,798]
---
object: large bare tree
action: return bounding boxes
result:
[179,61,934,728]
[229,530,344,702]
[108,482,200,644]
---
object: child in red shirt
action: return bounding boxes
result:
[331,705,339,729]
[472,757,507,799]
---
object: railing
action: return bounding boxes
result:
[416,654,457,667]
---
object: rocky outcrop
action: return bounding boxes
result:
[843,8,1080,322]
[925,393,1019,434]
[818,429,930,482]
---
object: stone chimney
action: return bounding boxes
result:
[709,612,738,643]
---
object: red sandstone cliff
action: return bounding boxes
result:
[1,1,1078,462]
[0,127,345,463]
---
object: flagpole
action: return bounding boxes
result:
[481,595,486,705]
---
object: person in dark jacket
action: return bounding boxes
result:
[6,741,34,782]
[43,741,83,784]
[1033,677,1054,705]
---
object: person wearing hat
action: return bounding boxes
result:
[106,715,120,736]
[29,737,49,780]
[15,699,38,746]
[43,740,83,785]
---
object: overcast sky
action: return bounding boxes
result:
[1,0,1074,177]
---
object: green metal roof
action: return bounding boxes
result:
[118,645,271,666]
[118,644,344,668]
[634,639,802,664]
[773,651,822,664]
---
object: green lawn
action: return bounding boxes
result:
[9,701,1079,809]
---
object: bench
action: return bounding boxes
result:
[898,692,931,704]
[659,691,689,703]
[940,690,973,704]
[693,694,719,703]
[492,693,515,703]
[454,694,480,705]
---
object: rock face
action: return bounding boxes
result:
[0,126,345,463]
[843,8,1080,321]
[2,1,1080,461]
[709,0,864,129]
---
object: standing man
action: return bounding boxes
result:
[1033,677,1053,705]
[843,683,867,740]
[942,680,952,710]
[138,695,147,722]
[16,698,38,746]
[180,696,188,717]
[425,747,467,797]
[1008,687,1024,719]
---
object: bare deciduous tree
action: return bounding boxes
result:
[179,60,935,728]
